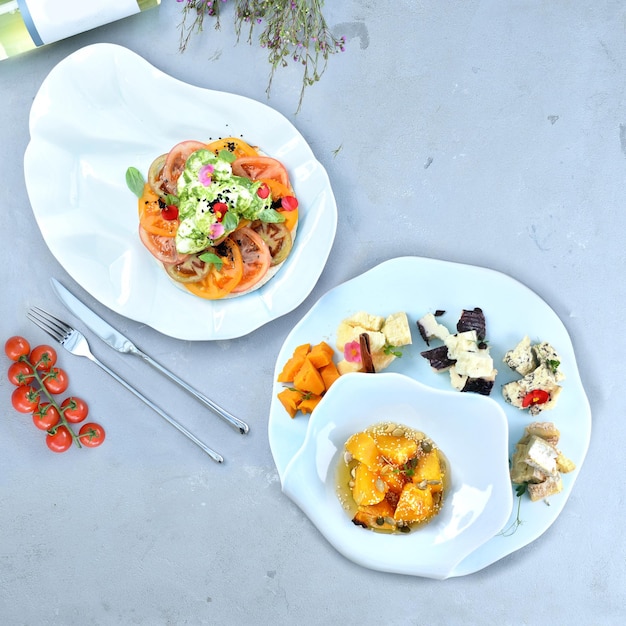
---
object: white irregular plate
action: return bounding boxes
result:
[24,43,337,340]
[283,372,513,579]
[268,256,591,577]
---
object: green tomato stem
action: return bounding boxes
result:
[20,355,82,449]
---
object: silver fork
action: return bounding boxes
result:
[27,306,224,464]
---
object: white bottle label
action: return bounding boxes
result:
[18,0,141,46]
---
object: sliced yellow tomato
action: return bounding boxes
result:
[277,208,298,233]
[184,239,244,300]
[138,184,179,237]
[205,137,259,158]
[259,177,292,199]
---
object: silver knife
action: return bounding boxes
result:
[50,277,249,434]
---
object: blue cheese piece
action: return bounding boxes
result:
[503,335,537,376]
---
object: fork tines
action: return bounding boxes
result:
[27,307,72,343]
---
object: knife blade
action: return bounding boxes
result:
[50,277,249,434]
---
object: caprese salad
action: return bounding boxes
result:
[126,137,298,299]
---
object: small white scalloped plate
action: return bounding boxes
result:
[24,44,337,340]
[282,372,513,580]
[269,256,591,577]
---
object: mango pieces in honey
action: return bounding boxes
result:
[341,424,446,533]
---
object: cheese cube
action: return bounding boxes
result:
[383,312,412,347]
[523,435,558,476]
[503,335,537,376]
[445,331,479,358]
[417,313,450,343]
[453,350,494,378]
[344,311,384,331]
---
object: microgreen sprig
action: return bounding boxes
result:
[499,483,527,537]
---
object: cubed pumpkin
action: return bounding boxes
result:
[298,394,322,414]
[276,343,311,383]
[293,358,325,396]
[306,341,335,369]
[277,388,303,418]
[319,361,340,390]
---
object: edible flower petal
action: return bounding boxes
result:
[521,389,550,408]
[199,164,215,186]
[281,196,298,211]
[212,201,228,222]
[208,222,225,240]
[344,340,362,363]
[257,183,270,199]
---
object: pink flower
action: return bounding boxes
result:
[199,164,214,186]
[344,340,361,363]
[208,222,225,239]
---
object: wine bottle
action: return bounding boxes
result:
[0,0,160,60]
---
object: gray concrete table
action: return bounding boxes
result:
[0,1,622,624]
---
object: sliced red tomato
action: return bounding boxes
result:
[184,238,244,300]
[251,221,293,266]
[138,226,188,265]
[161,140,207,195]
[205,137,260,158]
[232,157,290,187]
[138,184,178,237]
[230,227,271,293]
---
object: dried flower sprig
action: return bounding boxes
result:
[177,0,345,111]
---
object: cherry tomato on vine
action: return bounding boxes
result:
[11,385,40,413]
[5,336,31,361]
[60,396,89,423]
[46,426,73,453]
[7,361,34,386]
[42,367,69,395]
[78,422,105,447]
[32,403,61,431]
[30,345,57,371]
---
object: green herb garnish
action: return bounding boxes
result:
[198,252,224,272]
[125,167,145,198]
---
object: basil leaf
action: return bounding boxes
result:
[257,208,285,223]
[222,212,239,232]
[198,252,224,272]
[165,193,179,206]
[218,149,237,163]
[125,166,145,198]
